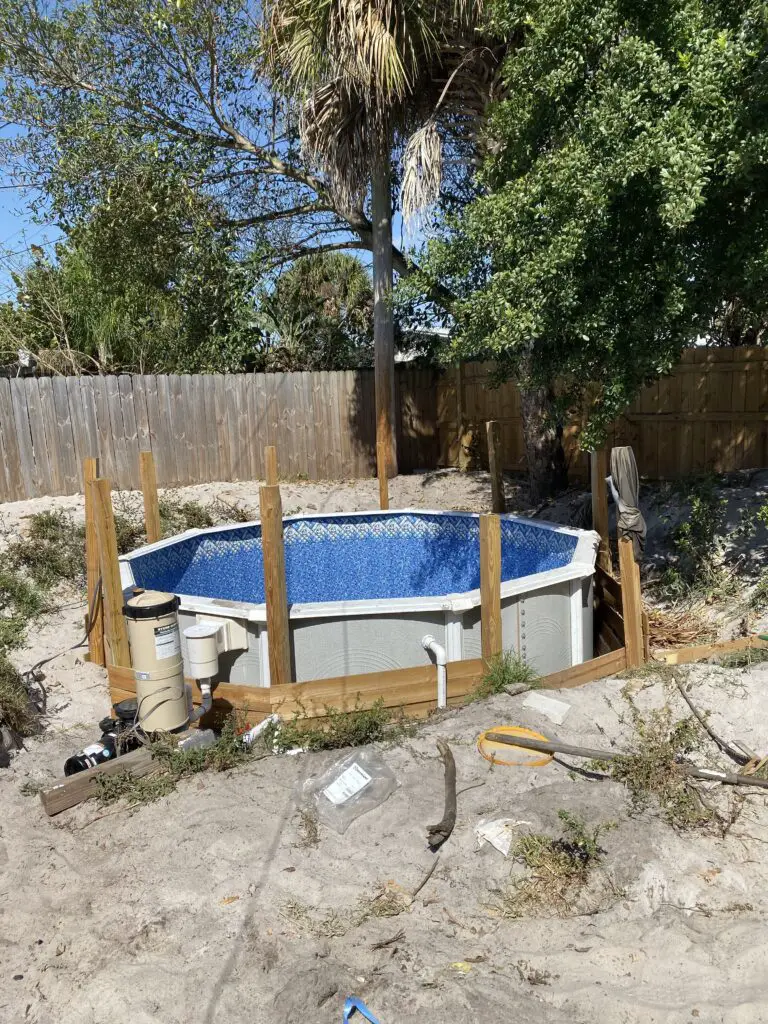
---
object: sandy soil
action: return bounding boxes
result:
[4,662,768,1023]
[3,472,768,1023]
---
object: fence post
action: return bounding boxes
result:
[377,440,389,510]
[83,457,105,667]
[591,449,611,572]
[260,456,291,687]
[265,445,278,486]
[455,363,465,467]
[486,420,505,513]
[91,478,130,668]
[618,536,644,668]
[480,514,502,661]
[139,450,161,544]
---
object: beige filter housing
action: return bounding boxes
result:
[124,589,188,732]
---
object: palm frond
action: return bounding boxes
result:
[401,120,442,226]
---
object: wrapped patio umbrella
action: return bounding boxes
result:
[607,446,646,561]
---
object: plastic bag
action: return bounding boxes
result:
[298,749,398,834]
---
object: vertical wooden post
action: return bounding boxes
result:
[480,514,502,661]
[260,480,291,687]
[372,156,397,478]
[486,420,505,513]
[265,445,278,486]
[618,536,644,668]
[139,450,161,544]
[91,478,130,668]
[83,457,105,667]
[376,440,389,510]
[455,363,465,468]
[591,449,611,573]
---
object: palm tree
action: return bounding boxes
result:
[267,0,502,474]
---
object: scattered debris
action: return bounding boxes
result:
[426,739,456,851]
[369,929,405,951]
[410,857,439,902]
[297,749,397,834]
[522,691,572,725]
[475,818,532,858]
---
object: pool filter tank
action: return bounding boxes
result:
[124,589,188,733]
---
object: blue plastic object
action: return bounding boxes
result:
[343,996,382,1023]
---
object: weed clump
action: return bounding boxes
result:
[95,713,264,806]
[592,706,711,829]
[0,655,35,736]
[272,699,408,752]
[657,476,734,601]
[468,649,539,703]
[498,811,615,918]
[6,510,86,589]
[158,495,254,537]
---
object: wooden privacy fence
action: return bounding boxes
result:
[3,348,768,501]
[0,369,438,501]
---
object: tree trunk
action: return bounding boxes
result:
[519,381,568,504]
[371,151,398,476]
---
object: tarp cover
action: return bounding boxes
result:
[610,446,646,560]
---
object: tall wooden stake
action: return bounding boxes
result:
[372,153,397,478]
[486,420,505,513]
[618,536,644,668]
[376,440,390,510]
[83,457,104,667]
[265,445,278,486]
[139,450,161,544]
[91,477,130,668]
[591,449,611,572]
[260,478,291,687]
[480,514,502,661]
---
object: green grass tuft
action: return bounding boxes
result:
[0,655,35,736]
[467,649,539,703]
[590,705,711,830]
[95,712,265,806]
[497,811,615,918]
[271,698,410,752]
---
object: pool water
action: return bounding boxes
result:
[127,511,579,606]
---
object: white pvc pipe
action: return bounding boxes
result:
[421,634,447,709]
[188,681,213,723]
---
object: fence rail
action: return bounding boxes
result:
[1,349,768,501]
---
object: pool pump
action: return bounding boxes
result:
[124,590,221,732]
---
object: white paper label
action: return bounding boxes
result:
[322,762,372,805]
[154,624,180,660]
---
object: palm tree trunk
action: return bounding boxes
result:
[371,150,398,476]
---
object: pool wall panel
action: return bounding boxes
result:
[290,611,446,682]
[519,582,571,675]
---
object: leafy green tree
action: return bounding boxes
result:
[0,0,505,474]
[0,165,263,372]
[255,253,374,370]
[417,0,768,499]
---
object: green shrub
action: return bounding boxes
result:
[0,655,35,735]
[272,699,406,752]
[658,476,733,600]
[5,510,86,589]
[590,706,710,829]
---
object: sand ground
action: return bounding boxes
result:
[2,472,768,1023]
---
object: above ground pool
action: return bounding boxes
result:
[120,510,599,684]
